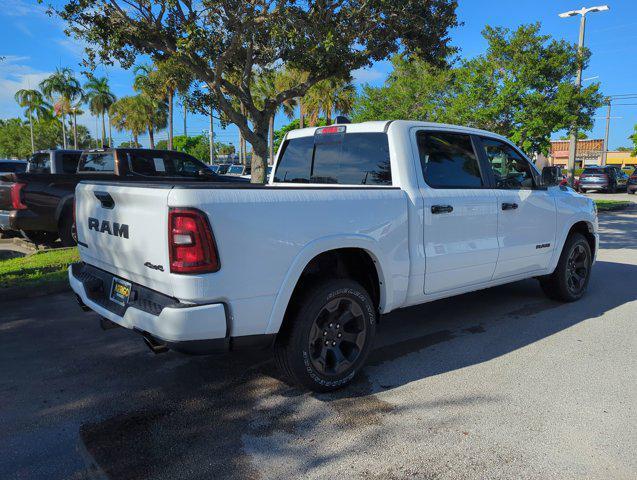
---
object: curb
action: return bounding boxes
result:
[596,203,636,214]
[0,281,70,303]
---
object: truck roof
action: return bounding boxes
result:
[286,120,510,142]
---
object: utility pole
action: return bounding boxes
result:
[559,5,609,186]
[602,99,611,166]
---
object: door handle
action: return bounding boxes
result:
[431,204,453,214]
[502,202,518,211]
[94,191,115,209]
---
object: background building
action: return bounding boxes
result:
[549,139,637,168]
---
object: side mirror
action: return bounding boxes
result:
[542,166,562,186]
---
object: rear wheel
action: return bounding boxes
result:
[58,213,77,247]
[539,232,592,302]
[274,279,376,392]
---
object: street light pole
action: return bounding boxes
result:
[209,105,215,164]
[602,99,611,166]
[559,5,609,185]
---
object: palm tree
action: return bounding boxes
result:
[134,60,191,150]
[137,95,168,148]
[84,76,116,147]
[40,68,81,149]
[304,78,356,125]
[14,89,51,153]
[109,96,147,146]
[278,69,310,128]
[254,72,297,163]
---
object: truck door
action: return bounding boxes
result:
[476,136,557,279]
[415,130,500,294]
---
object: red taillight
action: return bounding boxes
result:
[168,208,219,274]
[10,183,27,210]
[630,175,637,180]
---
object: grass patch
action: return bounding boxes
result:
[594,200,631,212]
[0,247,79,290]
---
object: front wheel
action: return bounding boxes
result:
[539,233,592,302]
[274,279,376,392]
[58,213,77,247]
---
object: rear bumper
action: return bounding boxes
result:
[69,262,230,354]
[579,182,608,190]
[0,208,50,232]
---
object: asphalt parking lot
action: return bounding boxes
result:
[2,210,636,480]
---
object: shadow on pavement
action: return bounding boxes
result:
[1,260,636,479]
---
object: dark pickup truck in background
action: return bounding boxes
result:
[0,148,246,245]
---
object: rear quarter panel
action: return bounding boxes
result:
[167,187,410,337]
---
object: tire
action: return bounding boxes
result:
[539,232,592,302]
[58,213,77,247]
[274,278,377,392]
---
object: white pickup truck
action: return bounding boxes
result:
[70,121,598,391]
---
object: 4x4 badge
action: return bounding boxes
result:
[144,262,164,272]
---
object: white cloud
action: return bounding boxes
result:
[0,0,47,18]
[352,67,386,85]
[0,56,52,118]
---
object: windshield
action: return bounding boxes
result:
[228,165,244,174]
[209,165,219,173]
[217,164,230,174]
[582,168,604,175]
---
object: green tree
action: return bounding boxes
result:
[14,89,51,153]
[39,68,82,149]
[559,132,589,140]
[84,76,116,147]
[354,23,604,155]
[304,78,356,126]
[109,96,148,146]
[0,117,92,158]
[55,0,459,183]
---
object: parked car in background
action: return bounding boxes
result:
[0,160,27,176]
[578,166,627,193]
[70,121,598,392]
[227,164,250,176]
[0,148,246,245]
[208,164,220,173]
[215,163,232,175]
[628,171,637,194]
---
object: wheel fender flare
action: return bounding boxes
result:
[264,234,391,335]
[54,194,74,226]
[548,216,596,273]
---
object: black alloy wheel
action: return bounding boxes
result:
[307,297,367,376]
[565,244,590,296]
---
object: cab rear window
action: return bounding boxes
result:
[274,132,392,185]
[79,153,115,172]
[128,151,205,177]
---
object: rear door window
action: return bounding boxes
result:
[274,132,392,185]
[79,153,115,172]
[416,131,483,188]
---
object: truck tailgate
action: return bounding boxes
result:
[75,182,174,296]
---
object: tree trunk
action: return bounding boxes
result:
[209,106,215,164]
[168,89,174,150]
[299,98,305,129]
[325,106,332,126]
[239,103,246,164]
[133,134,138,147]
[28,110,35,153]
[95,115,99,147]
[183,102,187,138]
[73,112,78,149]
[250,121,269,184]
[269,114,275,165]
[61,114,67,149]
[148,126,155,149]
[108,114,113,147]
[101,112,106,148]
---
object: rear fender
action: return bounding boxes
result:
[54,194,74,225]
[264,234,391,335]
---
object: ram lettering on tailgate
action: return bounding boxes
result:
[88,217,129,239]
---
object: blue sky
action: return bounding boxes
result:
[1,0,636,150]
